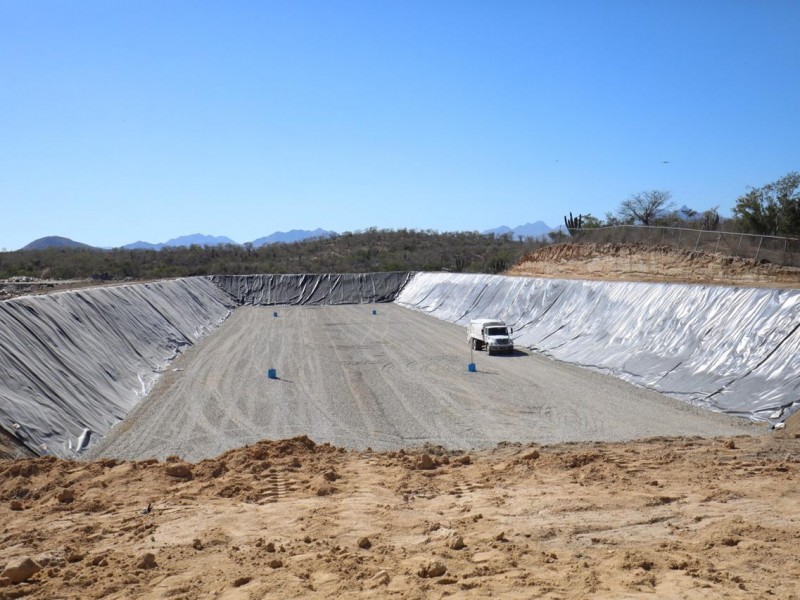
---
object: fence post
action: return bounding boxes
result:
[783,238,788,264]
[693,230,702,252]
[714,233,722,253]
[677,229,682,249]
[754,236,763,261]
[736,234,743,256]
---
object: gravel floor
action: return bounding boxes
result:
[89,304,757,462]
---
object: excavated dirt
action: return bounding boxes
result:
[509,243,800,287]
[2,427,800,599]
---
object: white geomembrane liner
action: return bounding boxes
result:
[0,278,236,457]
[0,273,412,457]
[211,272,413,305]
[2,271,796,458]
[396,272,800,424]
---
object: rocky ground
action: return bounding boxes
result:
[2,419,799,599]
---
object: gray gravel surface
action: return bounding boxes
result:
[89,304,757,462]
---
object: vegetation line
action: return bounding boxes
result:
[0,229,545,280]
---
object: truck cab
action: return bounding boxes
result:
[468,319,514,355]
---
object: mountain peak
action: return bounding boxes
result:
[122,234,237,250]
[482,222,553,240]
[250,229,334,246]
[21,236,95,251]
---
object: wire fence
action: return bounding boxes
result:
[562,225,800,269]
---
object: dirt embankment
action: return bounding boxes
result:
[2,432,800,599]
[508,243,800,287]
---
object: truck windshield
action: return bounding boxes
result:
[486,327,508,336]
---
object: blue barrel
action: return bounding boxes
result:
[267,368,277,379]
[372,309,377,315]
[273,311,278,318]
[468,363,477,372]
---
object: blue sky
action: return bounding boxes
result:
[1,1,798,250]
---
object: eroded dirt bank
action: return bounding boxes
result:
[509,243,800,287]
[2,429,799,599]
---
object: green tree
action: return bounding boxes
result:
[603,211,625,226]
[732,171,800,236]
[618,190,673,226]
[582,213,603,228]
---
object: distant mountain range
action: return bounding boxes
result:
[122,234,239,251]
[482,221,558,240]
[15,222,565,251]
[250,228,334,246]
[16,207,718,252]
[18,229,337,251]
[122,230,336,250]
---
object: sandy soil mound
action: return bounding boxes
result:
[509,243,800,287]
[2,434,799,598]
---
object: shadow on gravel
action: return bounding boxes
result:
[483,349,530,358]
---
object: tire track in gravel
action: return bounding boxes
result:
[290,308,384,446]
[91,304,756,461]
[313,306,426,447]
[372,310,491,446]
[321,307,436,447]
[385,306,568,444]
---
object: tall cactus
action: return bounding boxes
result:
[564,212,583,235]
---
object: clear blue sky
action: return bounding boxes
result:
[1,1,798,250]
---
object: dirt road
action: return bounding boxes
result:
[88,304,755,462]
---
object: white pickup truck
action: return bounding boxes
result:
[468,319,514,355]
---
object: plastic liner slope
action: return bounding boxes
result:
[0,279,235,457]
[210,273,413,306]
[395,272,800,423]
